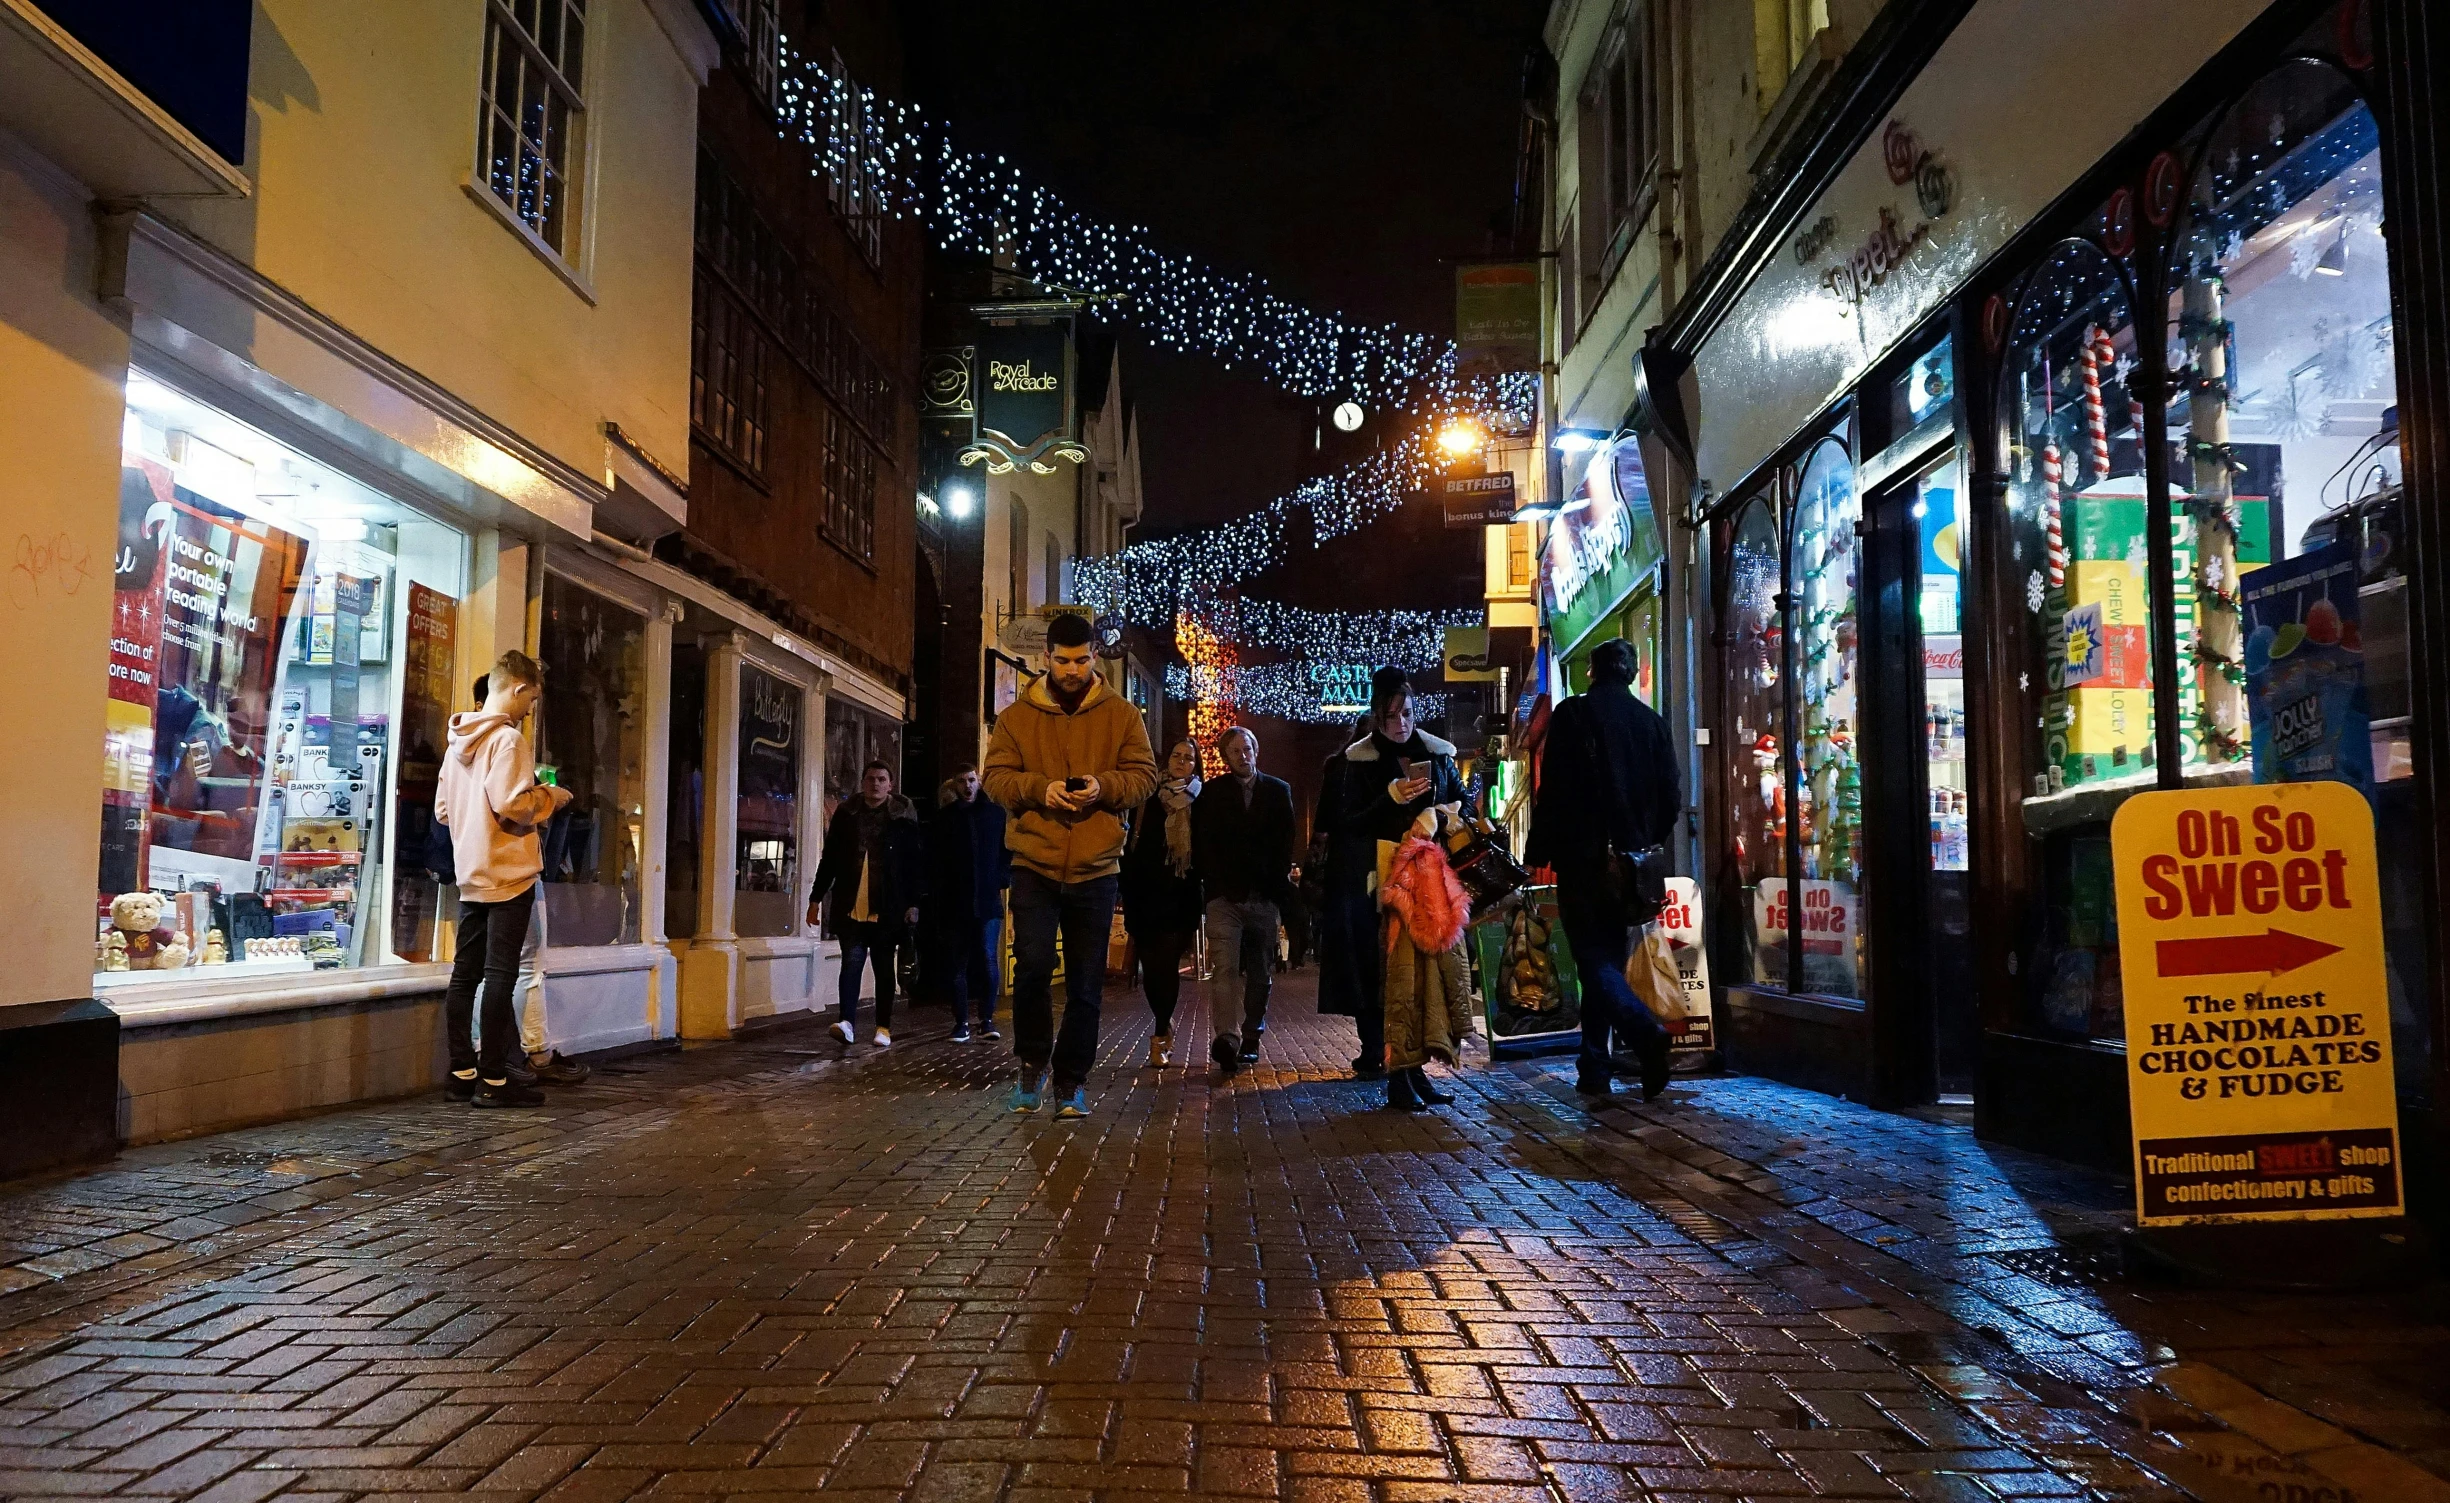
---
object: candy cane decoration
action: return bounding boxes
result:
[2042,443,2065,588]
[2081,326,2111,480]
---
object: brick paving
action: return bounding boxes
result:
[2,974,2447,1501]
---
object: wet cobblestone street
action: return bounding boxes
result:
[3,975,2448,1502]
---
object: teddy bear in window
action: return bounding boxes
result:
[108,891,190,970]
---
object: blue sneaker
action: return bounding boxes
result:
[1010,1071,1045,1113]
[1054,1085,1089,1119]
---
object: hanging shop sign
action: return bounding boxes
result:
[1659,877,1715,1058]
[1439,471,1517,527]
[1455,261,1541,378]
[1690,0,2270,488]
[957,313,1088,474]
[1442,626,1497,682]
[2110,782,2400,1227]
[919,348,975,420]
[1543,439,1664,657]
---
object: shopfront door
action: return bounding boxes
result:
[1862,452,1981,1103]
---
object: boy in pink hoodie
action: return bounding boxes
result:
[434,650,570,1106]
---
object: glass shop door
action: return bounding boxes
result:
[1865,451,1981,1100]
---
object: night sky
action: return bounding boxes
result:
[902,0,1548,562]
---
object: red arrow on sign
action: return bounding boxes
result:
[2155,928,2344,978]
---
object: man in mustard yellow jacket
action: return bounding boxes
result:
[983,613,1158,1116]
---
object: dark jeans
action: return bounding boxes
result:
[936,914,1001,1027]
[1134,925,1193,1036]
[1010,868,1117,1090]
[837,918,900,1031]
[1559,871,1666,1076]
[445,884,536,1079]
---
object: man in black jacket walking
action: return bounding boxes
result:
[1525,637,1682,1101]
[1193,727,1296,1069]
[928,765,1011,1043]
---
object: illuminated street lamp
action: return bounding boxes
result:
[944,482,977,520]
[1435,418,1485,460]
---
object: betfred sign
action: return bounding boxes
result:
[2110,783,2401,1226]
[1439,471,1517,527]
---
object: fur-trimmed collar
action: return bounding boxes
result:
[1343,729,1456,761]
[1019,671,1112,715]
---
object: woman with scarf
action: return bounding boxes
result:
[1120,739,1203,1066]
[1316,668,1466,1085]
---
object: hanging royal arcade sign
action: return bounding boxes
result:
[945,306,1089,474]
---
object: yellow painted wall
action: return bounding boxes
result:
[0,144,136,1008]
[160,0,699,488]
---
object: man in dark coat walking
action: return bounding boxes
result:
[1525,637,1682,1101]
[928,765,1011,1043]
[1192,727,1297,1069]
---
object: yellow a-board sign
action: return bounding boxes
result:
[2111,782,2401,1226]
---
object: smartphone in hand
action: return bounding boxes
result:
[1396,757,1414,783]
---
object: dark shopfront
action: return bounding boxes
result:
[1685,0,2449,1195]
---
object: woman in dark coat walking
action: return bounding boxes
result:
[1120,739,1203,1067]
[1315,669,1465,1079]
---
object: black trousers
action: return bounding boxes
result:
[1134,926,1194,1036]
[445,884,536,1079]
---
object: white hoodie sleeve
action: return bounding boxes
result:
[484,727,559,832]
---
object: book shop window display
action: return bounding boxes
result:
[2165,59,2429,1098]
[97,372,470,980]
[2001,238,2161,1041]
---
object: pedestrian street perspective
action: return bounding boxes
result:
[7,0,2450,1499]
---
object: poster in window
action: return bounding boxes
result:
[389,583,458,961]
[737,664,799,893]
[109,462,309,875]
[2243,540,2372,792]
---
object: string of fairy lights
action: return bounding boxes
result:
[1187,595,1478,668]
[772,42,1513,727]
[1072,425,1465,628]
[776,44,1538,420]
[1167,661,1451,727]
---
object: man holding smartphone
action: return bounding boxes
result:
[981,613,1158,1117]
[435,651,572,1107]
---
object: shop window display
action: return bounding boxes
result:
[535,574,647,947]
[97,373,468,978]
[2165,60,2427,1101]
[1723,497,1787,988]
[2001,240,2160,1040]
[1790,439,1866,999]
[735,663,802,938]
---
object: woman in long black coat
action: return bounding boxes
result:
[1316,669,1465,1079]
[1120,740,1204,1067]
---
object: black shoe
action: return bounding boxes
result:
[1411,1066,1452,1106]
[1386,1070,1426,1111]
[1238,1036,1261,1064]
[527,1051,591,1085]
[1638,1037,1672,1102]
[1351,1055,1386,1081]
[1211,1034,1240,1071]
[1576,1070,1616,1101]
[472,1078,546,1108]
[444,1073,477,1102]
[504,1057,539,1088]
